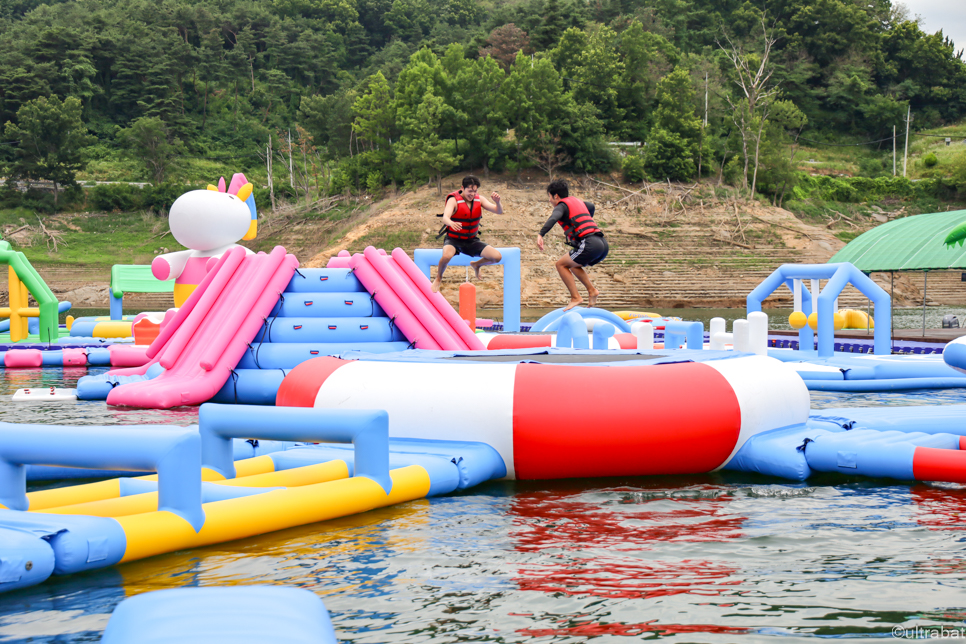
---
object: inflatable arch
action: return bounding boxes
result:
[413,247,521,332]
[747,263,891,357]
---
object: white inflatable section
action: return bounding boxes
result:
[12,387,77,402]
[477,333,623,349]
[704,355,810,469]
[313,360,519,477]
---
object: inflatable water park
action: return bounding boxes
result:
[4,178,966,640]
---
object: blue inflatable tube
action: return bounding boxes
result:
[269,293,385,318]
[101,587,338,644]
[0,526,56,592]
[236,342,410,369]
[284,267,366,293]
[211,368,289,405]
[805,377,966,391]
[254,317,405,343]
[724,423,830,481]
[811,406,966,436]
[77,363,165,400]
[531,307,632,333]
[0,511,126,575]
[803,429,960,479]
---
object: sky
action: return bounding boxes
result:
[901,0,966,54]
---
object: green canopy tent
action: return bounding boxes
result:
[828,209,966,336]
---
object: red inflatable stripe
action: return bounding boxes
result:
[914,446,966,483]
[488,335,552,350]
[614,333,637,349]
[511,361,742,479]
[276,356,350,407]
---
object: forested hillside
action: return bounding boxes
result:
[0,0,965,209]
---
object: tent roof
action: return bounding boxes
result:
[828,209,966,271]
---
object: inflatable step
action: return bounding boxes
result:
[284,267,366,293]
[254,317,405,343]
[269,292,386,318]
[803,429,962,480]
[236,342,410,369]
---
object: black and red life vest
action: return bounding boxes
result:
[557,197,602,243]
[444,190,482,240]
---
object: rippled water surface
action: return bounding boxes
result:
[2,368,966,642]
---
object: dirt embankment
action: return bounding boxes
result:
[6,174,957,310]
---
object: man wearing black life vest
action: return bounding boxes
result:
[536,179,608,311]
[432,175,503,293]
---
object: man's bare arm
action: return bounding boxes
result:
[480,191,503,214]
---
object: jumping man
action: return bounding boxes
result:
[432,175,503,293]
[536,179,609,311]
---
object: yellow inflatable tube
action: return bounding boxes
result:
[838,309,874,330]
[614,310,663,321]
[118,465,430,563]
[25,455,278,511]
[41,461,350,519]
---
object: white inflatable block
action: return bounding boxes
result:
[733,319,750,353]
[747,311,769,356]
[12,387,78,402]
[709,317,726,350]
[632,321,654,350]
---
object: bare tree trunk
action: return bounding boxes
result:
[750,116,766,197]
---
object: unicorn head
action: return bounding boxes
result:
[167,173,256,252]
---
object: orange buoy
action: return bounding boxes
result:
[459,281,476,330]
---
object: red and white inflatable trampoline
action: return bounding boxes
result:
[277,354,809,479]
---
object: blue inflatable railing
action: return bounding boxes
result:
[414,247,521,332]
[198,404,392,494]
[0,423,204,531]
[664,320,703,350]
[747,263,891,358]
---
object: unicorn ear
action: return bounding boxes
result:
[236,183,254,202]
[218,177,227,192]
[207,184,219,191]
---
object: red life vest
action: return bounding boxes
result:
[445,190,482,240]
[558,197,602,243]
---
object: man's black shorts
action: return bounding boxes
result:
[444,236,490,257]
[569,233,608,267]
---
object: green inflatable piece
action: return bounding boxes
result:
[944,221,966,248]
[110,264,174,297]
[0,243,59,342]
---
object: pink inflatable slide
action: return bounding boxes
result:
[106,246,298,409]
[329,247,484,351]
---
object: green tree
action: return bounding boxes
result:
[459,55,508,176]
[644,68,702,181]
[4,95,93,207]
[116,116,186,185]
[352,71,396,180]
[395,89,461,193]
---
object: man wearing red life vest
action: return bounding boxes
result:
[432,175,503,293]
[536,179,608,310]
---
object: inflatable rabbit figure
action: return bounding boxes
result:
[152,173,258,307]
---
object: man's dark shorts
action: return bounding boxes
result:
[569,233,608,267]
[444,236,490,257]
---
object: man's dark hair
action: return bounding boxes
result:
[547,180,569,199]
[462,175,481,189]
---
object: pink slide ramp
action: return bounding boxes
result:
[106,246,298,409]
[343,246,485,351]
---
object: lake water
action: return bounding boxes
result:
[2,371,966,643]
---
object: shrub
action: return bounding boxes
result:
[643,127,695,182]
[621,153,646,183]
[923,152,939,167]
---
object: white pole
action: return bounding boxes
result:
[632,322,654,351]
[903,105,911,178]
[748,311,769,356]
[709,317,726,350]
[733,319,750,353]
[288,129,295,188]
[893,125,897,176]
[793,278,802,312]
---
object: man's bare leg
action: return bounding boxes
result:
[432,245,458,293]
[556,256,583,311]
[571,266,600,307]
[470,246,503,280]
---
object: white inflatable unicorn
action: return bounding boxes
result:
[152,173,258,307]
